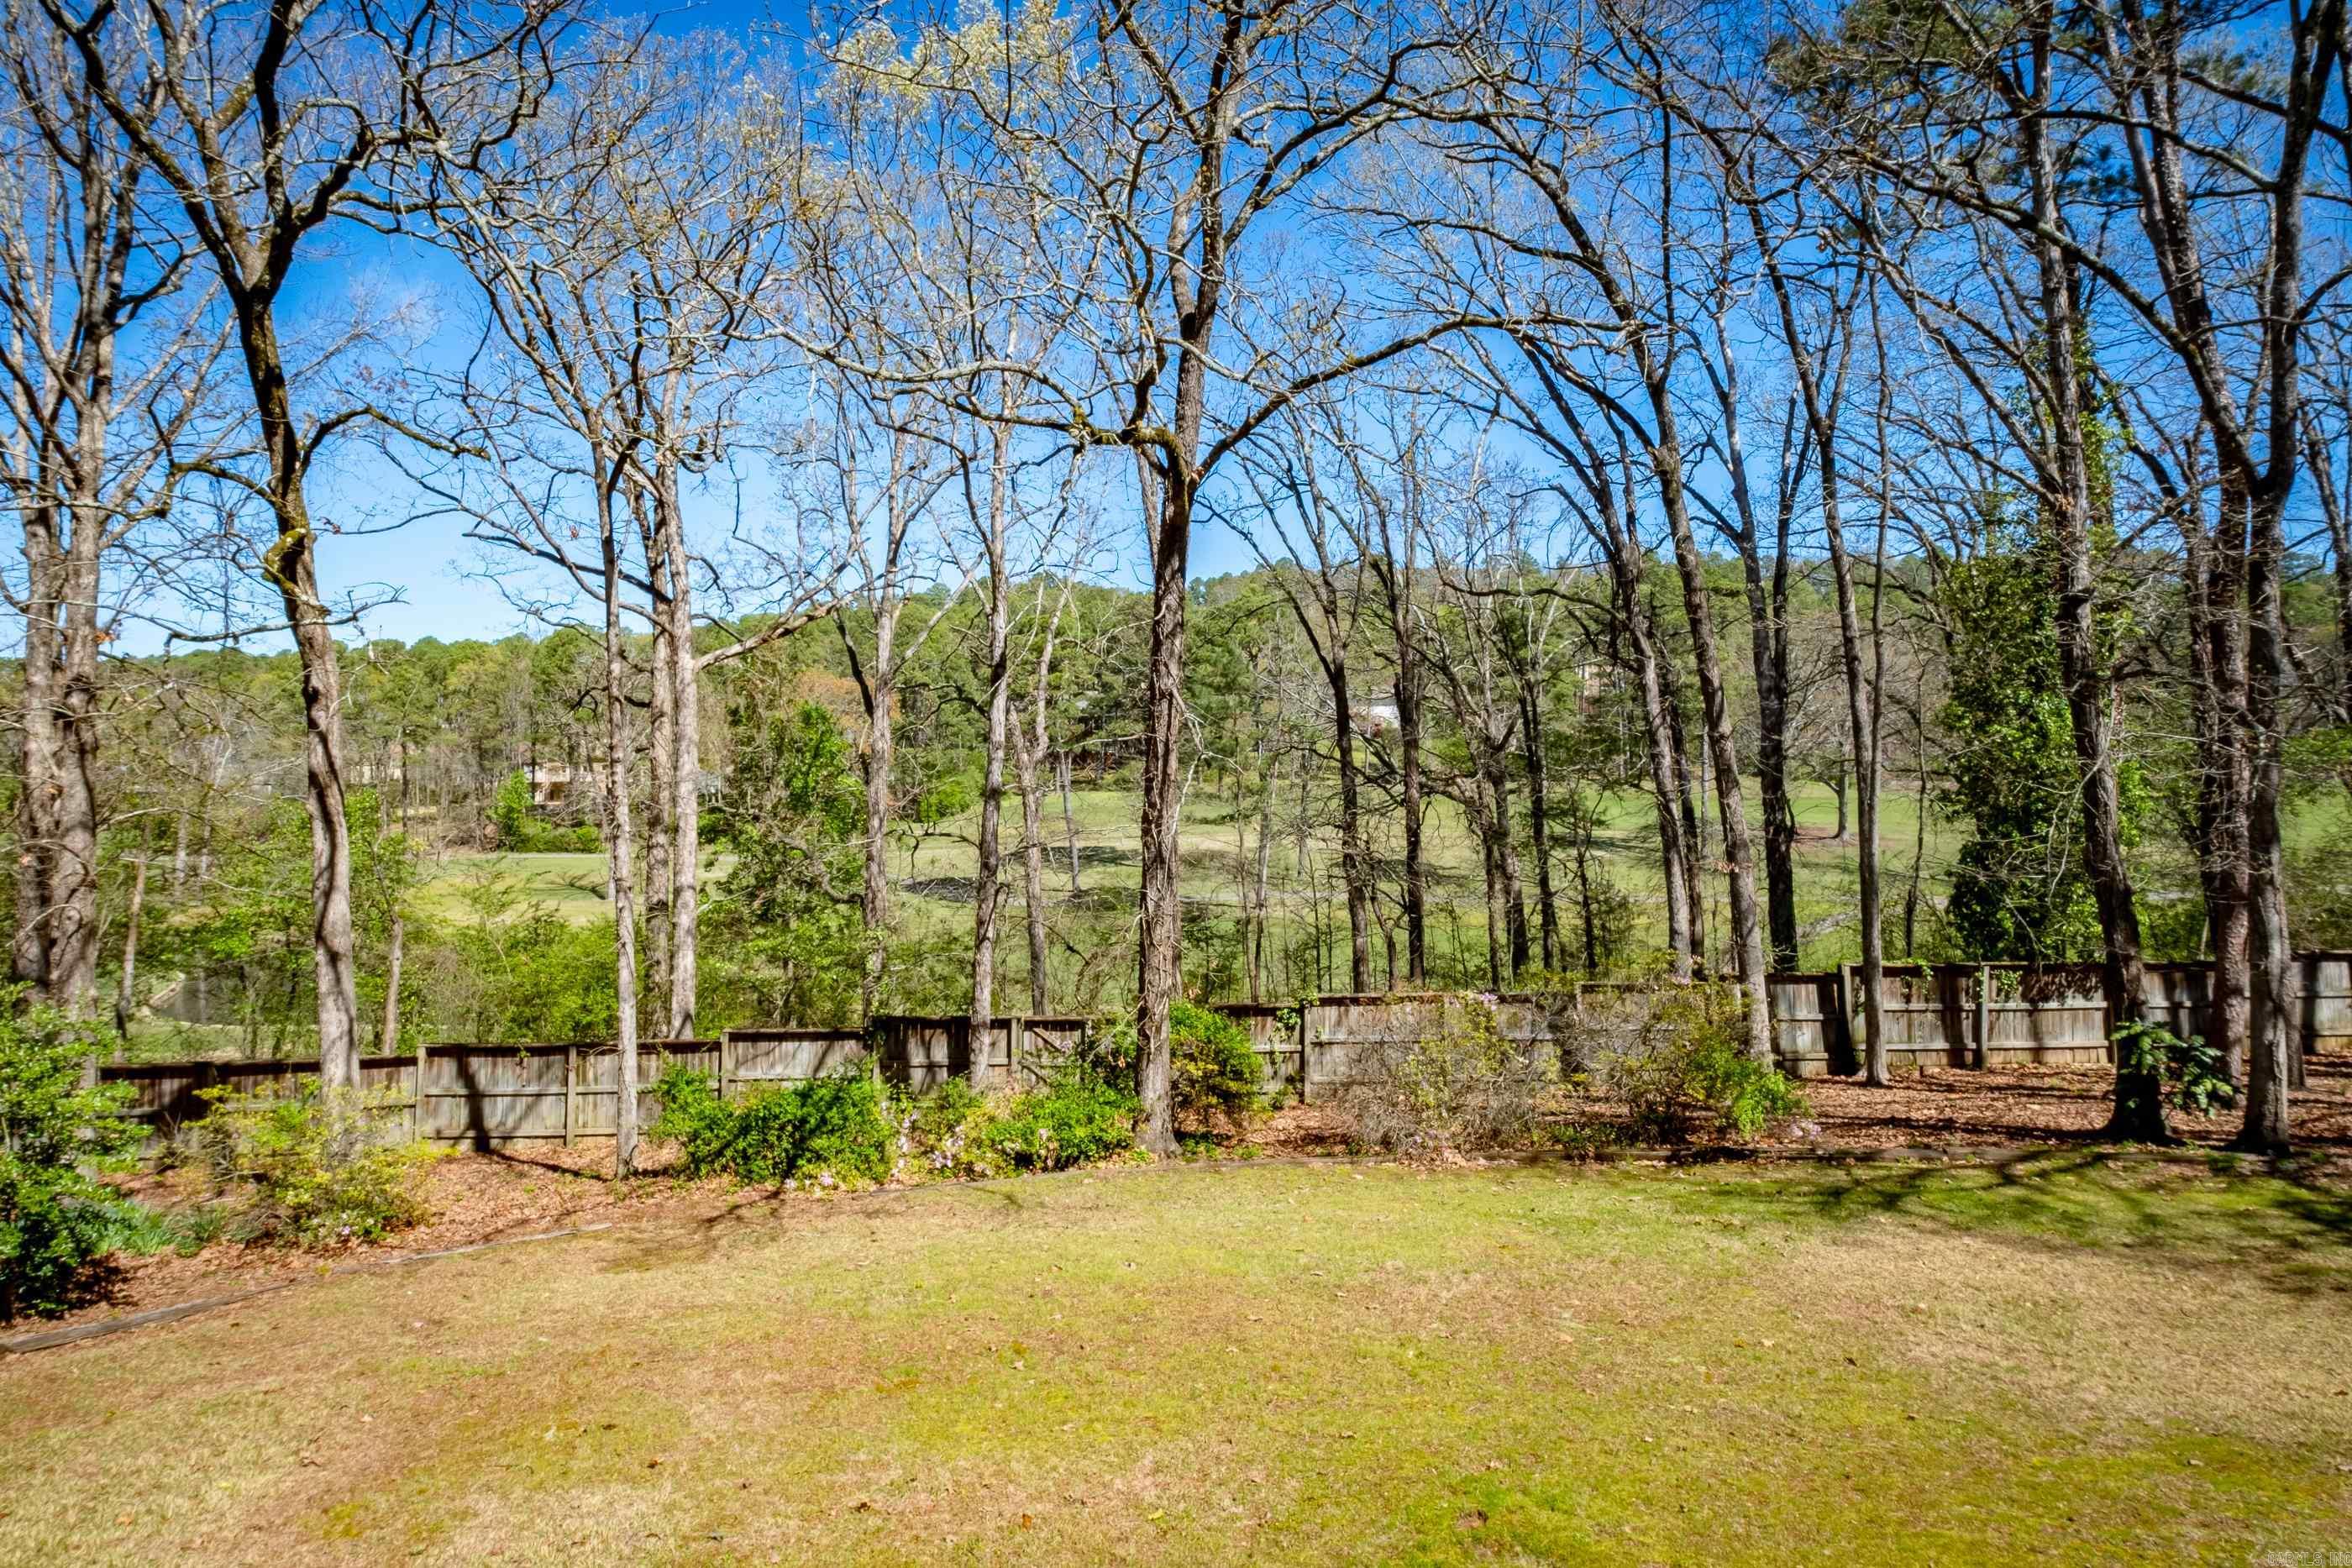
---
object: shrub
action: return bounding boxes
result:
[2114,1020,2237,1116]
[973,1071,1139,1173]
[1340,995,1559,1157]
[897,1078,995,1176]
[0,993,145,1319]
[651,1067,895,1188]
[1587,988,1809,1145]
[178,1082,439,1246]
[1168,1002,1261,1130]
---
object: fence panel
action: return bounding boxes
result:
[559,1041,717,1144]
[1768,973,1846,1078]
[2142,964,2213,1052]
[1213,1004,1303,1100]
[102,952,2351,1150]
[873,1016,966,1093]
[1303,994,1450,1103]
[1010,1017,1092,1087]
[723,1029,868,1091]
[1980,967,2108,1065]
[2302,953,2352,1055]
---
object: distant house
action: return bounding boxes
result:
[1352,693,1401,733]
[528,761,576,808]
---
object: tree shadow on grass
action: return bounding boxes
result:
[1735,1147,2352,1298]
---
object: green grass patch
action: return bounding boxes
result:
[2,1156,2347,1563]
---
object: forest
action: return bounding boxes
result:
[5,0,2349,1166]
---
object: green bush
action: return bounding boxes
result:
[1168,1002,1261,1130]
[898,1078,994,1176]
[0,992,145,1319]
[972,1071,1139,1173]
[1593,989,1809,1145]
[2114,1020,2237,1116]
[651,1067,895,1188]
[178,1082,440,1246]
[488,770,599,852]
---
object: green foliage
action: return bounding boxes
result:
[967,1071,1140,1173]
[1595,989,1809,1145]
[898,1078,994,1175]
[0,993,146,1318]
[909,773,976,826]
[489,772,598,852]
[1168,1001,1260,1130]
[2288,815,2352,950]
[1938,543,2097,960]
[651,1067,895,1188]
[702,703,870,1028]
[426,870,622,1043]
[1548,1121,1625,1162]
[895,1069,1140,1178]
[137,789,426,1053]
[2113,1020,2236,1118]
[178,1082,439,1247]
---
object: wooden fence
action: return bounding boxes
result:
[101,952,2351,1146]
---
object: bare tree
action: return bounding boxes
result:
[39,0,566,1087]
[801,0,1515,1147]
[0,13,223,1018]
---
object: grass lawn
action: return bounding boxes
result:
[6,1153,2349,1565]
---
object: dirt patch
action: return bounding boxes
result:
[24,1141,759,1340]
[1774,1057,2352,1153]
[1242,1060,2352,1161]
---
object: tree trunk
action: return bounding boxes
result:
[1758,261,1883,1084]
[2031,245,2161,1136]
[1328,661,1373,992]
[47,490,104,1020]
[14,513,59,995]
[1474,779,1504,989]
[1134,469,1190,1155]
[2239,487,2296,1151]
[1058,750,1081,893]
[2187,519,2251,1081]
[1017,732,1051,1014]
[1625,586,1693,978]
[599,479,643,1178]
[1395,638,1428,983]
[1660,649,1711,973]
[1517,679,1559,973]
[970,435,1013,1077]
[379,910,404,1053]
[1648,419,1773,1062]
[239,303,361,1089]
[1250,753,1278,1002]
[642,511,676,1031]
[1485,738,1530,980]
[855,599,900,1021]
[111,855,145,1043]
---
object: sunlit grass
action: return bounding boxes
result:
[4,1154,2346,1565]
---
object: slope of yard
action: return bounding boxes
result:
[4,1154,2349,1565]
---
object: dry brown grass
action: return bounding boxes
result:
[3,1156,2349,1565]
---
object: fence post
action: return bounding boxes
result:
[718,1030,735,1104]
[1973,963,1992,1071]
[564,1044,577,1147]
[412,1040,427,1141]
[1298,1002,1314,1105]
[1836,963,1856,1070]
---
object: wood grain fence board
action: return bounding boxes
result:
[1212,1004,1304,1100]
[2301,953,2352,1054]
[97,952,2345,1147]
